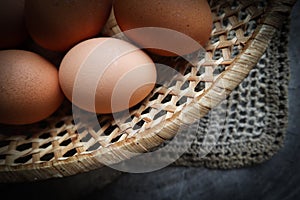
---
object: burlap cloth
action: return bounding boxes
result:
[165,22,290,169]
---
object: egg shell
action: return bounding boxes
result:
[113,0,213,56]
[0,0,28,49]
[59,37,157,114]
[0,50,64,125]
[25,0,112,52]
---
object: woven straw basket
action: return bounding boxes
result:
[0,0,296,182]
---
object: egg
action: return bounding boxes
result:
[59,37,156,114]
[113,0,213,56]
[25,0,112,52]
[0,50,64,125]
[0,0,28,49]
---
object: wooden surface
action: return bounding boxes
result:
[0,1,299,199]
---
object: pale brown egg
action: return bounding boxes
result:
[0,0,28,49]
[113,0,213,56]
[59,37,156,114]
[25,0,112,52]
[0,50,64,125]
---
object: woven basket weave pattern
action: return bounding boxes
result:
[173,24,289,168]
[0,0,296,182]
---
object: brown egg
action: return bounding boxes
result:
[0,50,64,125]
[25,0,112,52]
[0,0,28,49]
[59,37,156,114]
[113,0,213,56]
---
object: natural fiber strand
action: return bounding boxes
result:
[172,22,290,168]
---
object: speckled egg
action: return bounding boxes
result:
[59,37,156,114]
[114,0,213,56]
[0,50,64,125]
[25,0,113,52]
